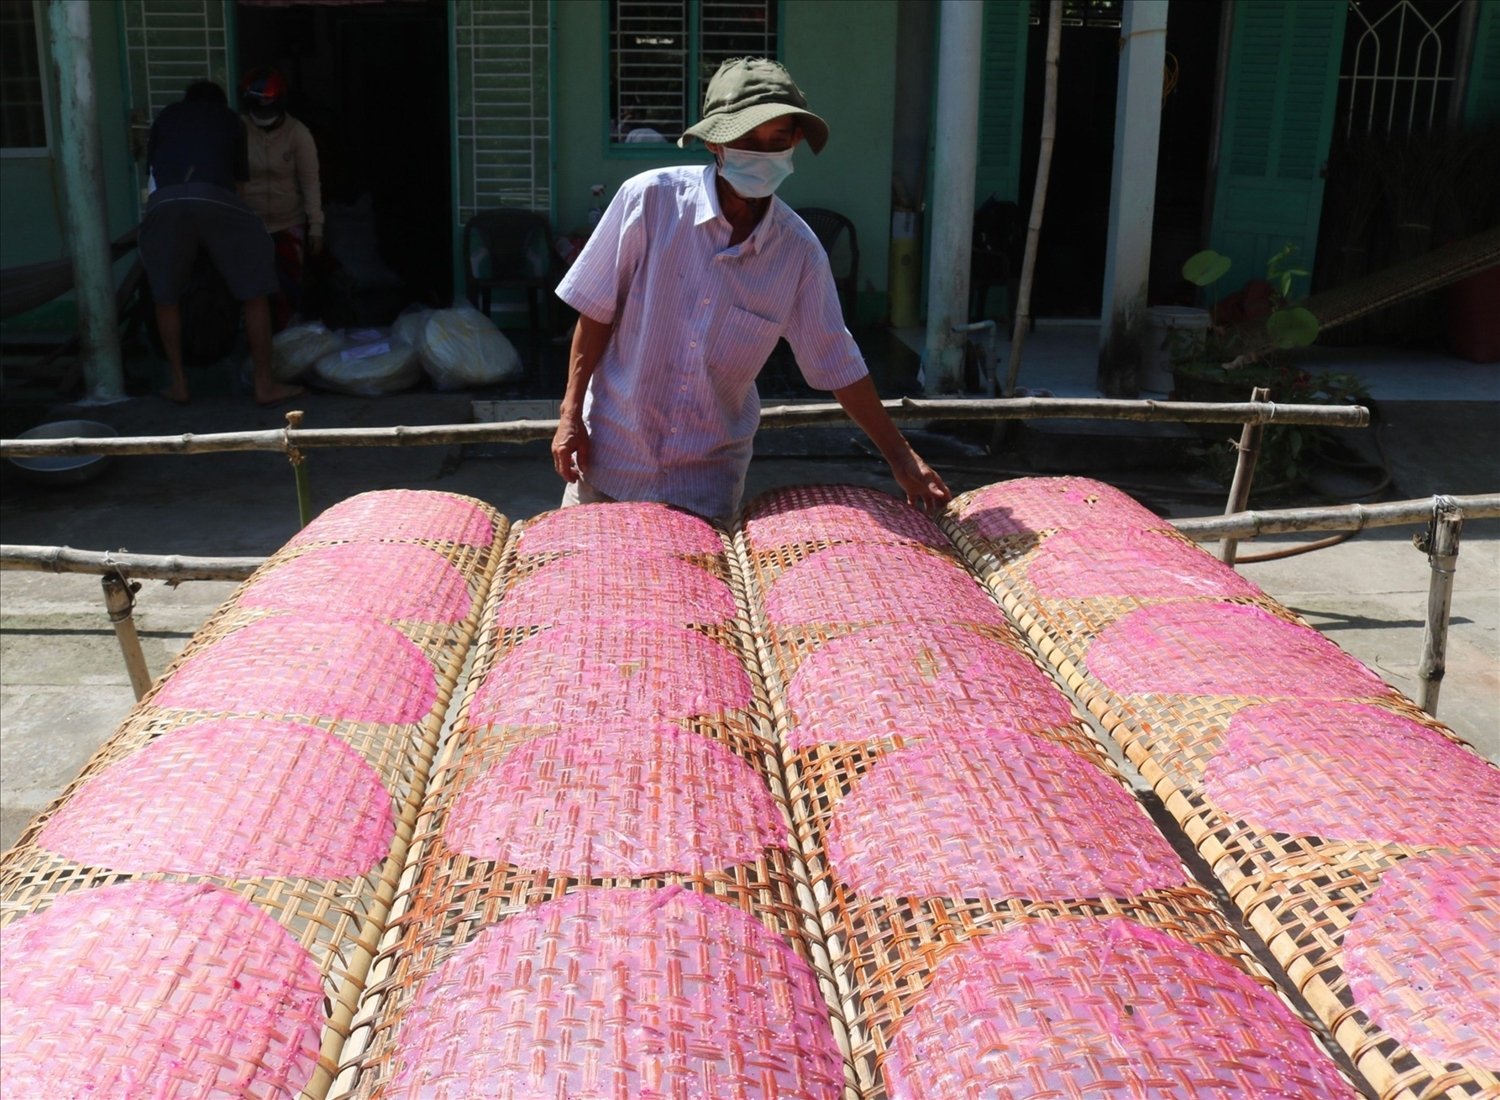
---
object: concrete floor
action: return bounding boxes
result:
[2,329,1497,850]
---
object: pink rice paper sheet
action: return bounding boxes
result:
[290,488,495,548]
[784,623,1076,749]
[443,725,787,876]
[826,729,1184,900]
[241,542,474,623]
[385,886,845,1099]
[1085,602,1390,700]
[1202,701,1500,849]
[762,544,1007,629]
[1342,850,1500,1069]
[883,917,1354,1100]
[742,484,949,551]
[153,613,437,724]
[36,719,394,878]
[1026,526,1262,600]
[516,502,725,557]
[469,620,753,727]
[493,552,737,629]
[956,476,1164,540]
[0,881,324,1098]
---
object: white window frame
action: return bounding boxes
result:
[608,0,780,150]
[1,0,53,158]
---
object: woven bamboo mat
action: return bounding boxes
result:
[333,517,857,1099]
[734,491,1363,1099]
[741,484,951,553]
[946,478,1500,1100]
[0,490,506,1100]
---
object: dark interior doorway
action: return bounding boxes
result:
[1015,0,1221,317]
[235,2,453,322]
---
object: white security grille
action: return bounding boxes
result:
[610,0,777,145]
[1340,0,1465,136]
[455,0,552,221]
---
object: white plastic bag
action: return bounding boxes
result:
[310,327,421,396]
[419,303,523,390]
[271,322,344,382]
[392,307,433,359]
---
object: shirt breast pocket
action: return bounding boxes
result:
[708,306,783,388]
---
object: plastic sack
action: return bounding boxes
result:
[271,322,344,382]
[392,307,433,359]
[310,327,422,396]
[419,303,523,390]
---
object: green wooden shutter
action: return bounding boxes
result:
[1209,0,1345,291]
[454,0,553,223]
[1463,0,1500,126]
[122,0,234,201]
[975,0,1029,204]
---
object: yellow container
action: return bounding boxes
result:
[888,211,920,329]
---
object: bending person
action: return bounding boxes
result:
[139,80,302,406]
[551,57,949,523]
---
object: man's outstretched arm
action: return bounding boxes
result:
[831,375,952,511]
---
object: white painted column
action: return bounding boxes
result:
[922,0,983,395]
[1097,0,1169,395]
[47,0,124,403]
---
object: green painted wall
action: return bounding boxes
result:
[553,0,899,322]
[0,1,139,330]
[1463,0,1500,125]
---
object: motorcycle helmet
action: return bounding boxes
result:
[240,68,288,126]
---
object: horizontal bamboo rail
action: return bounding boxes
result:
[0,544,262,581]
[1173,493,1500,541]
[0,398,1370,459]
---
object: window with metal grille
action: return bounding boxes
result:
[1336,0,1466,137]
[609,0,778,147]
[1028,0,1123,29]
[1,0,50,153]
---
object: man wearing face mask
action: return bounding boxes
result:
[239,68,323,331]
[551,57,950,523]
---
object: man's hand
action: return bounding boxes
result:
[308,232,324,258]
[552,407,589,483]
[890,450,952,513]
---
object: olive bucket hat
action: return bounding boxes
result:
[678,57,829,154]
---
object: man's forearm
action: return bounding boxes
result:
[561,312,613,415]
[831,375,912,463]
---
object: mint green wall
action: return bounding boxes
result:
[0,2,139,329]
[553,0,899,322]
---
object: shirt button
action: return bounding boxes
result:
[689,341,697,348]
[702,297,710,305]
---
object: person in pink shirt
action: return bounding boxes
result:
[551,57,950,524]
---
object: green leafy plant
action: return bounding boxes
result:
[1172,245,1370,495]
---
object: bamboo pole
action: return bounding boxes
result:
[0,399,1372,461]
[0,545,262,581]
[100,573,153,701]
[1004,0,1062,397]
[1219,386,1271,565]
[1416,497,1463,716]
[1172,493,1500,541]
[285,410,312,528]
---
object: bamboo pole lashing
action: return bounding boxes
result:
[100,572,152,701]
[1220,387,1271,566]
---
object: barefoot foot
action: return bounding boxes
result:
[160,384,190,404]
[255,383,305,408]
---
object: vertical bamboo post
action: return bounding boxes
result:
[285,410,312,528]
[1220,385,1271,565]
[1416,496,1463,716]
[101,573,152,701]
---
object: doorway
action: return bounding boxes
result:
[234,2,454,318]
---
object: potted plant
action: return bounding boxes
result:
[1170,245,1370,494]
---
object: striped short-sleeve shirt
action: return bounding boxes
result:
[555,164,868,520]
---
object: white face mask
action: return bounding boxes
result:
[717,146,795,199]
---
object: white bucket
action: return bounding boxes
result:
[1143,305,1211,392]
